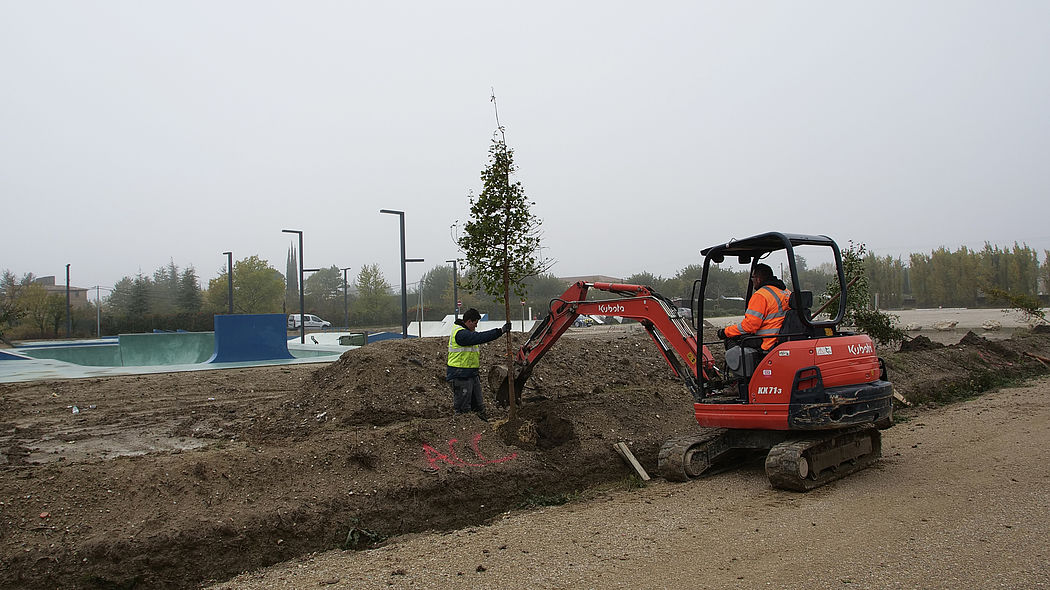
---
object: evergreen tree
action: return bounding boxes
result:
[152,260,180,314]
[177,267,203,313]
[285,246,299,312]
[128,274,152,316]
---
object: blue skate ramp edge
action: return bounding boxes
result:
[367,332,416,343]
[0,350,29,361]
[209,314,294,363]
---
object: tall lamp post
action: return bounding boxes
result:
[222,251,233,314]
[282,229,306,343]
[379,209,424,338]
[65,264,71,338]
[341,266,351,329]
[91,285,112,338]
[445,259,459,319]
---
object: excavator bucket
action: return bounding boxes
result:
[488,364,532,407]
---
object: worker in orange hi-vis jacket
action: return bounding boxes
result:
[717,263,791,351]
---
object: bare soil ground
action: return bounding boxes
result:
[2,324,1049,589]
[216,375,1050,590]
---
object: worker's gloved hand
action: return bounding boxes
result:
[502,322,512,334]
[716,328,726,340]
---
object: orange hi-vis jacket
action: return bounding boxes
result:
[725,284,792,350]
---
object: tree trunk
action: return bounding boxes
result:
[504,263,516,421]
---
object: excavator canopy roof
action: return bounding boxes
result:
[700,232,837,260]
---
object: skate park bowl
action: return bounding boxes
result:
[0,314,354,383]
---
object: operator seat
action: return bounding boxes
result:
[777,290,815,343]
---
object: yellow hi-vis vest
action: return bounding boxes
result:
[448,325,480,368]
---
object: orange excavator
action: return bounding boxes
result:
[492,232,893,491]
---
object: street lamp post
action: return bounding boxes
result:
[222,251,233,314]
[282,229,306,343]
[445,259,459,320]
[65,264,71,338]
[91,285,112,338]
[380,209,424,338]
[341,266,351,329]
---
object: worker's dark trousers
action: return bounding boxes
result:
[450,375,487,417]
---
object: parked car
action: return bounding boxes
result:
[573,316,596,327]
[287,314,331,329]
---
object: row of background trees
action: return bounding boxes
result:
[2,243,1048,340]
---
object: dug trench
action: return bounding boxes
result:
[1,326,1049,589]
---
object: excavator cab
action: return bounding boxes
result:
[693,232,849,399]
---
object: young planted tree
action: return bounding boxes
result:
[458,105,547,420]
[821,241,905,347]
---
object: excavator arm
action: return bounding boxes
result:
[491,281,717,404]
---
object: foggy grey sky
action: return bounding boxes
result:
[2,1,1049,295]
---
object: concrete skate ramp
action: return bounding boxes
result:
[0,350,30,361]
[209,314,294,363]
[120,332,215,365]
[21,341,125,366]
[21,334,213,366]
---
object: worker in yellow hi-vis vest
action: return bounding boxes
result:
[446,308,511,421]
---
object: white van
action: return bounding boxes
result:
[287,314,332,329]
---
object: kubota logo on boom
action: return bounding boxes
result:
[848,343,874,355]
[598,303,625,314]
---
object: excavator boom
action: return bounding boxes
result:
[492,281,716,404]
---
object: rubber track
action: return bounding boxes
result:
[657,428,729,482]
[764,425,881,492]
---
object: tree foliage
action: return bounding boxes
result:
[821,242,905,346]
[458,138,546,301]
[204,255,284,314]
[107,262,203,319]
[419,265,456,319]
[353,263,395,326]
[305,266,348,324]
[177,267,203,313]
[1,271,31,341]
[18,283,65,335]
[986,287,1047,326]
[900,242,1041,308]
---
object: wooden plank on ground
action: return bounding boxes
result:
[1024,352,1050,367]
[613,442,650,481]
[893,389,912,407]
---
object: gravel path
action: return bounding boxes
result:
[212,377,1050,590]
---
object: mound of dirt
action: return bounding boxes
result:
[885,328,1050,405]
[899,334,944,352]
[2,327,1050,589]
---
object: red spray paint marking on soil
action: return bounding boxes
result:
[422,433,518,470]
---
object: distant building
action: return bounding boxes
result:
[32,276,91,308]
